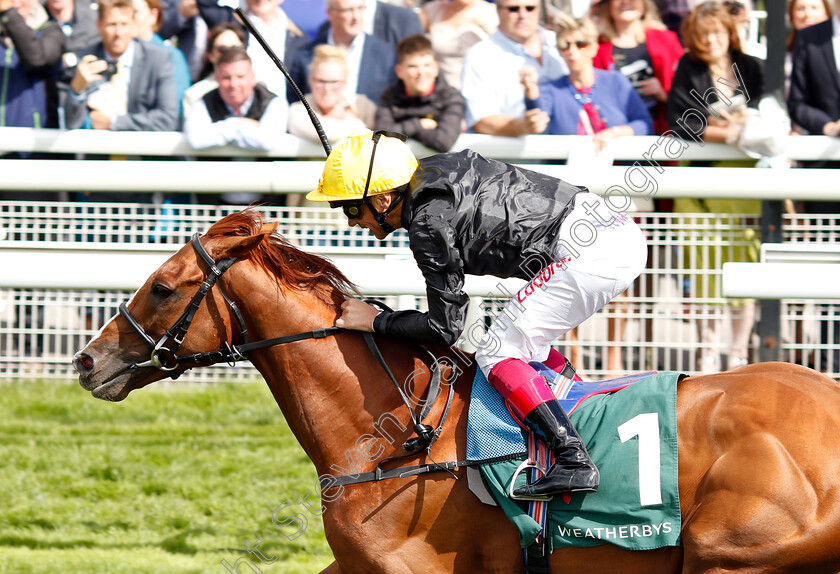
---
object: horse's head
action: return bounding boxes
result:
[73,215,277,400]
[74,210,356,401]
[73,211,285,401]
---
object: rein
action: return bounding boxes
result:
[118,232,453,457]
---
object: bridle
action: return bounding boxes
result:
[119,232,342,378]
[117,231,449,454]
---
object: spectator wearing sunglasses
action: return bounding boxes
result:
[461,0,568,136]
[307,130,648,498]
[521,14,652,145]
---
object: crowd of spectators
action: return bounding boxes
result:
[0,0,831,156]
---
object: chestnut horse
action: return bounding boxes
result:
[74,211,840,574]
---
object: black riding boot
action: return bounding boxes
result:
[512,399,600,498]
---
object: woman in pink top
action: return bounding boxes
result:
[592,0,683,135]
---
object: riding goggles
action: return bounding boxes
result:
[329,200,364,219]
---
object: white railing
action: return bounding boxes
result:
[3,158,840,199]
[3,206,837,380]
[2,129,839,381]
[724,244,840,299]
[3,127,840,161]
[2,129,839,198]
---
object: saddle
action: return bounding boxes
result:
[466,365,684,574]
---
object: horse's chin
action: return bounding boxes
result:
[90,376,136,402]
[82,367,161,402]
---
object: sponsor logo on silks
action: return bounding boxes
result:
[516,257,574,304]
[558,521,674,541]
[592,211,631,231]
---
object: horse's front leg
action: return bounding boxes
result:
[319,561,344,574]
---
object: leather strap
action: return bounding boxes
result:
[363,299,446,452]
[524,538,552,574]
[320,453,522,489]
[175,327,345,366]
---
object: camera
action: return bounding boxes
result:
[101,60,119,79]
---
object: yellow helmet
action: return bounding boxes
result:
[306,131,419,203]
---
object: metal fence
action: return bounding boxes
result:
[3,200,836,382]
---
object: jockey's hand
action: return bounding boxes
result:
[336,298,380,332]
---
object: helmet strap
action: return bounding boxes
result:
[365,187,406,236]
[360,130,408,236]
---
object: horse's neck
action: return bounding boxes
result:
[229,272,410,473]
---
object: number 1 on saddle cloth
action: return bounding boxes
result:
[485,348,598,501]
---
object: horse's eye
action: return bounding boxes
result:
[152,284,172,299]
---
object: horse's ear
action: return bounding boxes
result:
[213,226,275,259]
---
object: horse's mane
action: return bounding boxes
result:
[205,210,357,305]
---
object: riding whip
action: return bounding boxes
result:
[233,7,332,156]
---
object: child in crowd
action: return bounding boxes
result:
[374,34,465,152]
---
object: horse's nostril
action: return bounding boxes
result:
[74,353,95,372]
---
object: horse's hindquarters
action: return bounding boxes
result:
[676,364,840,573]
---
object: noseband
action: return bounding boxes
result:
[119,233,251,377]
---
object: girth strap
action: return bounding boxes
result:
[320,453,522,489]
[322,460,467,489]
[525,539,551,574]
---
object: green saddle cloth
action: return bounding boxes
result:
[479,372,682,551]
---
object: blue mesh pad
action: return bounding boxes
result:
[466,367,527,462]
[466,364,659,463]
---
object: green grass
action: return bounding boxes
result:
[0,380,334,573]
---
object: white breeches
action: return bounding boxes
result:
[476,192,648,375]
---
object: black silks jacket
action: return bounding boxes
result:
[372,149,584,347]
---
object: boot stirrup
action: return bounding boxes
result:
[508,458,553,502]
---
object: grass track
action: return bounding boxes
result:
[0,380,334,573]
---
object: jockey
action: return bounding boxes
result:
[306,130,648,498]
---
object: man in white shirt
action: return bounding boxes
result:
[185,46,287,204]
[185,46,287,151]
[461,0,568,136]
